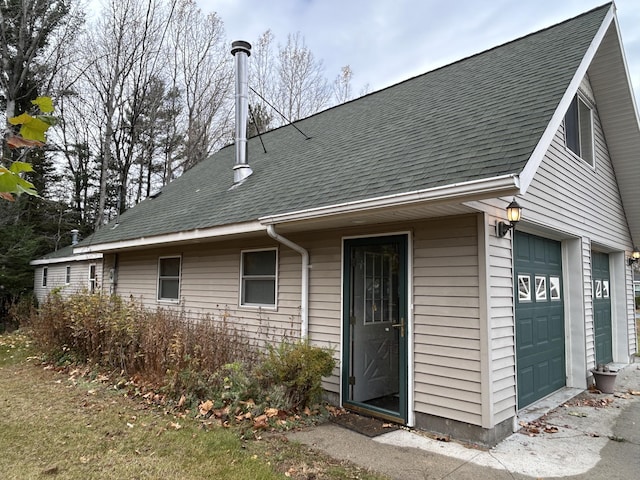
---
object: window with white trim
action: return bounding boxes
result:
[42,267,48,287]
[535,275,547,302]
[518,274,531,302]
[564,94,594,166]
[158,256,181,301]
[65,265,71,285]
[240,249,277,307]
[549,276,561,301]
[89,264,97,293]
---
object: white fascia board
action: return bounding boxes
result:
[612,13,640,132]
[30,253,103,266]
[260,174,520,225]
[519,5,614,193]
[73,221,266,254]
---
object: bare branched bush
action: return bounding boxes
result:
[27,291,335,412]
[27,292,259,391]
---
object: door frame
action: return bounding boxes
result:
[340,232,413,425]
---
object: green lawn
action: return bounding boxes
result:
[0,332,384,480]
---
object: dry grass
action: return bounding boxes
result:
[0,332,385,480]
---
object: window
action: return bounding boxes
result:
[158,256,181,301]
[241,249,277,306]
[89,264,97,293]
[549,276,561,300]
[518,275,531,302]
[42,267,48,287]
[594,279,602,299]
[564,94,594,165]
[535,275,547,301]
[65,266,71,285]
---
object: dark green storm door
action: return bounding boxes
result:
[342,235,408,424]
[592,251,613,365]
[515,232,565,409]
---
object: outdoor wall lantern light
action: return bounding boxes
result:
[497,198,522,238]
[629,247,640,266]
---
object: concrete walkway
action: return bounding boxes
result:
[289,364,640,479]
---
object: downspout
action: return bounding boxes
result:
[266,225,309,339]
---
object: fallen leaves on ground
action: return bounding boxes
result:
[518,417,560,437]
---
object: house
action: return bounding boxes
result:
[33,3,640,446]
[30,231,102,302]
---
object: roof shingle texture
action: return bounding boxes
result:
[85,4,609,246]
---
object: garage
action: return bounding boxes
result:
[515,232,566,408]
[592,251,612,364]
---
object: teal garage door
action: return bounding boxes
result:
[592,251,612,365]
[515,232,565,409]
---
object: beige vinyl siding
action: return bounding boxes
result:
[488,226,517,425]
[305,235,342,394]
[113,240,302,343]
[413,215,483,426]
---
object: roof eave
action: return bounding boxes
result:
[260,174,521,225]
[73,221,267,254]
[30,252,103,266]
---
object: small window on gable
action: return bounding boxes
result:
[158,256,181,301]
[241,249,277,307]
[564,94,594,166]
[65,265,71,285]
[42,267,48,287]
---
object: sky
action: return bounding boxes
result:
[197,0,640,106]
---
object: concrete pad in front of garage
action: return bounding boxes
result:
[288,364,640,479]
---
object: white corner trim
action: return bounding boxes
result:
[30,253,103,266]
[260,175,521,225]
[519,5,615,193]
[73,221,266,254]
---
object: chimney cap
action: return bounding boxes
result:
[231,40,251,56]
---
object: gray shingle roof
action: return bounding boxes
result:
[84,4,609,246]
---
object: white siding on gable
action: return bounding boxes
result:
[33,261,103,303]
[524,76,632,250]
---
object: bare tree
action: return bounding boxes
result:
[250,30,335,127]
[168,0,232,172]
[80,0,173,226]
[277,33,331,121]
[333,65,353,104]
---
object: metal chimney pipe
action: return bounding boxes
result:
[231,40,253,183]
[71,229,79,245]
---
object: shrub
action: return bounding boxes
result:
[1,294,36,333]
[27,293,337,414]
[257,339,335,411]
[27,292,260,393]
